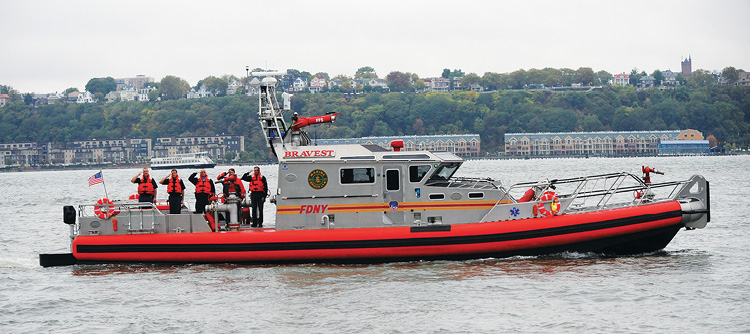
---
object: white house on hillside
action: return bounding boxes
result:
[227,80,241,95]
[187,85,213,99]
[293,77,307,92]
[76,91,95,104]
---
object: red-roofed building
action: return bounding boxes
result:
[612,73,630,86]
[0,94,10,107]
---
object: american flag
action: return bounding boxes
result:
[88,172,103,186]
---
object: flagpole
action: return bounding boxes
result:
[100,169,109,199]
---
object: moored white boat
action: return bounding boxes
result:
[150,152,216,170]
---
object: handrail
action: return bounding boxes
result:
[505,172,692,213]
[78,202,166,233]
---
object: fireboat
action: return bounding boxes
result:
[39,71,710,267]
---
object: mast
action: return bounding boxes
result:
[252,71,288,158]
[251,70,338,158]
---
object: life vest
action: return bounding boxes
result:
[195,177,213,194]
[167,176,183,194]
[248,173,265,192]
[224,175,244,197]
[137,176,155,195]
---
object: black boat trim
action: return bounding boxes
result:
[77,210,683,254]
[410,225,452,233]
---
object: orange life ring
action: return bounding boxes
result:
[535,191,561,217]
[94,198,116,219]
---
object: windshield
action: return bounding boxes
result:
[428,163,460,181]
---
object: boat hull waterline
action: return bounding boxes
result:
[70,201,683,264]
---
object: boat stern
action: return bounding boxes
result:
[676,175,710,229]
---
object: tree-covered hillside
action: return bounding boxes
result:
[1,85,748,158]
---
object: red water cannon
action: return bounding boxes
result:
[291,112,341,131]
[641,166,664,184]
[390,140,404,151]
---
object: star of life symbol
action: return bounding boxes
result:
[510,207,520,217]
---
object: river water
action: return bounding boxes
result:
[1,156,748,333]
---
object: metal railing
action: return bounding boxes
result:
[505,172,690,213]
[79,202,166,234]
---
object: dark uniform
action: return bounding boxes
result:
[242,169,269,227]
[134,176,158,203]
[188,172,215,214]
[160,175,185,214]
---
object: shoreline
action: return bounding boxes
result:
[3,154,739,173]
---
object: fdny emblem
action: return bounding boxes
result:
[308,169,328,189]
[389,201,399,211]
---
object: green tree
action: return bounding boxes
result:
[355,66,377,79]
[160,75,190,100]
[629,68,643,86]
[596,70,612,85]
[722,66,739,85]
[651,70,664,86]
[85,77,117,95]
[575,67,596,85]
[1,84,16,95]
[688,69,716,87]
[385,71,412,92]
[197,76,229,96]
[461,73,481,90]
[481,72,507,90]
[449,69,465,78]
[441,68,451,79]
[147,89,160,102]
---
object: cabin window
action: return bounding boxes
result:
[429,193,445,200]
[428,163,460,181]
[468,192,484,199]
[409,165,431,183]
[386,169,400,191]
[340,167,375,184]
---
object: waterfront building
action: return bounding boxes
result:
[57,138,153,164]
[504,130,704,157]
[315,134,481,157]
[1,138,153,167]
[0,134,246,167]
[0,142,43,167]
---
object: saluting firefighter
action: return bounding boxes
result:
[160,169,185,214]
[217,168,245,222]
[131,168,158,203]
[242,166,269,227]
[188,169,215,214]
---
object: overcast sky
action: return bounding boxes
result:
[2,0,749,93]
